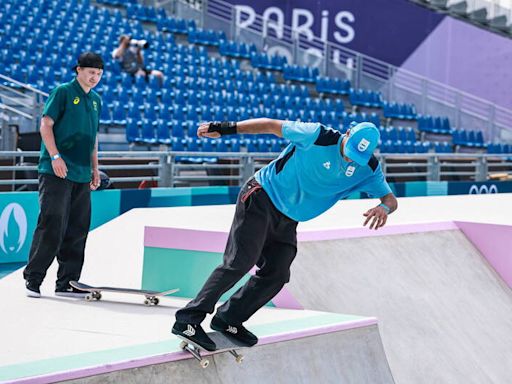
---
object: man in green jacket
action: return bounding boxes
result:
[23,52,104,298]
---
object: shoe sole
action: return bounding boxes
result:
[55,292,88,298]
[26,289,41,298]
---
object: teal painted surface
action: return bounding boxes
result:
[405,181,448,197]
[148,188,192,207]
[0,192,39,263]
[142,247,254,303]
[0,262,25,278]
[405,181,429,197]
[90,190,121,230]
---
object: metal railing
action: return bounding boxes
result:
[0,74,48,116]
[447,0,512,19]
[198,0,512,142]
[0,74,48,140]
[0,151,510,191]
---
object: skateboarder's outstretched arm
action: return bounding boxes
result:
[197,118,285,138]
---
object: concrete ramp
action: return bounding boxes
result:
[288,230,512,384]
[0,267,394,384]
[64,325,394,384]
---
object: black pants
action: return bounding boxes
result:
[175,178,298,325]
[23,174,91,290]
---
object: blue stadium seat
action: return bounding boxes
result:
[159,107,172,122]
[127,105,142,121]
[171,137,185,151]
[230,138,241,152]
[476,131,484,146]
[141,120,157,144]
[144,107,158,122]
[112,104,127,125]
[100,106,112,125]
[157,121,171,144]
[171,121,184,137]
[126,119,142,143]
[246,139,258,152]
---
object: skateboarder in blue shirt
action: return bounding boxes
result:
[172,118,398,351]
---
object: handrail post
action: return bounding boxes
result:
[158,153,172,187]
[323,42,329,77]
[201,0,207,28]
[355,54,362,89]
[428,155,440,181]
[475,156,487,182]
[240,154,254,185]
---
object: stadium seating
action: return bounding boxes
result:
[383,102,417,120]
[349,89,383,108]
[316,77,351,95]
[0,0,471,156]
[451,129,486,147]
[417,116,451,134]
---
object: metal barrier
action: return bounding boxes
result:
[0,151,510,191]
[199,0,512,142]
[0,74,47,143]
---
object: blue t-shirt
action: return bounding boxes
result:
[255,121,392,222]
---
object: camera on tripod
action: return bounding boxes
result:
[130,39,149,49]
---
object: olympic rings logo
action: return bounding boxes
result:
[468,184,498,194]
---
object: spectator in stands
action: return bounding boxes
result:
[23,52,104,298]
[172,119,398,350]
[112,34,164,81]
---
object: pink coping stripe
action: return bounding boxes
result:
[144,226,228,253]
[144,222,458,251]
[11,317,377,384]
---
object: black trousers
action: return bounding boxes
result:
[176,178,298,325]
[23,173,91,290]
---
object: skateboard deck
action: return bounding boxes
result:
[69,281,179,306]
[177,331,253,368]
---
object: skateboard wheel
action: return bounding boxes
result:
[200,359,209,369]
[85,294,93,301]
[95,293,102,300]
[235,355,244,364]
[153,297,160,305]
[179,341,188,350]
[144,299,151,306]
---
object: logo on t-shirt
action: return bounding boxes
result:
[93,100,98,111]
[73,97,80,105]
[345,165,355,177]
[323,161,331,170]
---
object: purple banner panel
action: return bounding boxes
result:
[401,17,512,109]
[227,0,444,66]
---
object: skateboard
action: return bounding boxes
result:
[69,281,179,306]
[177,331,252,368]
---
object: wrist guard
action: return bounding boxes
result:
[208,121,237,136]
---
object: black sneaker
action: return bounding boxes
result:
[172,321,216,351]
[210,315,258,346]
[55,285,88,298]
[25,281,41,298]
